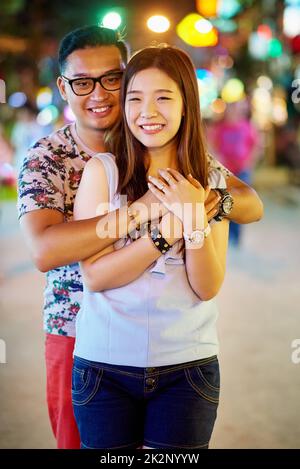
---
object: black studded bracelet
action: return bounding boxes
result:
[148,224,171,254]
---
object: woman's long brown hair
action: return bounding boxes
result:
[107,45,208,201]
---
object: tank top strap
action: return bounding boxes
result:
[93,153,119,203]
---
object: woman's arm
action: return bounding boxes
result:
[184,214,229,301]
[74,158,181,292]
[147,168,229,301]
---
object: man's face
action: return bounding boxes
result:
[57,45,124,132]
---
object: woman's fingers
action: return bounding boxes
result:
[148,175,170,193]
[165,168,185,182]
[147,182,166,202]
[187,174,201,189]
[158,168,176,186]
[204,186,211,201]
[205,189,220,214]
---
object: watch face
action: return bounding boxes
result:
[222,195,233,214]
[191,231,204,243]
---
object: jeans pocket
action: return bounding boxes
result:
[184,358,220,404]
[72,359,103,406]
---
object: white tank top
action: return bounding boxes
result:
[74,153,227,367]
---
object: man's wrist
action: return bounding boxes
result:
[214,189,234,221]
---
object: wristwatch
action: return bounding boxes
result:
[214,189,234,221]
[183,224,211,247]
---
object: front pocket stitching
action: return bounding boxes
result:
[72,368,103,406]
[184,369,219,404]
[72,367,91,395]
[196,365,220,392]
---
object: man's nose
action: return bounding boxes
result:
[90,82,109,100]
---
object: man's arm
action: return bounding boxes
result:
[20,154,169,273]
[206,153,264,224]
[226,174,264,224]
[188,172,264,224]
[19,208,128,273]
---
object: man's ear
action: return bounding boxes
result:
[57,76,67,101]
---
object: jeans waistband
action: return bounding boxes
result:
[73,355,218,377]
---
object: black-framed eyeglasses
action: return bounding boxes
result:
[61,71,123,96]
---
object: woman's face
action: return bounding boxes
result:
[125,67,184,151]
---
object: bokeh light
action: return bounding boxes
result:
[36,87,53,110]
[147,15,170,33]
[101,12,122,30]
[37,105,59,126]
[8,92,27,108]
[221,78,245,103]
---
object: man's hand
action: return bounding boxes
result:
[187,174,220,221]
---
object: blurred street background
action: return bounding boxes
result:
[1,0,300,448]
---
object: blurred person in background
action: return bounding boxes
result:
[208,99,261,246]
[17,25,263,449]
[11,103,52,173]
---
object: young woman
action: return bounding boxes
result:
[72,45,229,450]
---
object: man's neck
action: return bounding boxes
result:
[75,123,106,153]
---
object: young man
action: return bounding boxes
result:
[18,25,263,449]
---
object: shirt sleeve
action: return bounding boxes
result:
[207,152,233,179]
[17,141,65,219]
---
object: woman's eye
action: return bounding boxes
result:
[128,97,140,102]
[158,96,171,101]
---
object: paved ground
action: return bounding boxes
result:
[1,178,300,449]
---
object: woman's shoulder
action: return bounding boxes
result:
[83,153,116,173]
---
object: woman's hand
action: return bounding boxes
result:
[187,174,221,222]
[131,188,168,225]
[148,168,208,223]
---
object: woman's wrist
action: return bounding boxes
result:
[159,213,183,246]
[183,202,206,233]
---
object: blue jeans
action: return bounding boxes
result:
[72,355,220,449]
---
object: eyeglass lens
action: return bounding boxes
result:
[72,73,122,95]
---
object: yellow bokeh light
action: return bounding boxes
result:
[177,13,218,47]
[196,0,218,17]
[221,78,245,103]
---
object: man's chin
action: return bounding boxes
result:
[86,122,114,132]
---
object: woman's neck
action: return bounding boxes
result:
[147,144,178,178]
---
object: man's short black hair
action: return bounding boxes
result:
[58,25,129,73]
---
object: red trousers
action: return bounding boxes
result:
[45,333,80,449]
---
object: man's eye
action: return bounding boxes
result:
[105,74,122,84]
[75,81,90,87]
[107,77,119,83]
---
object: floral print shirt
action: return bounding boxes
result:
[17,123,232,337]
